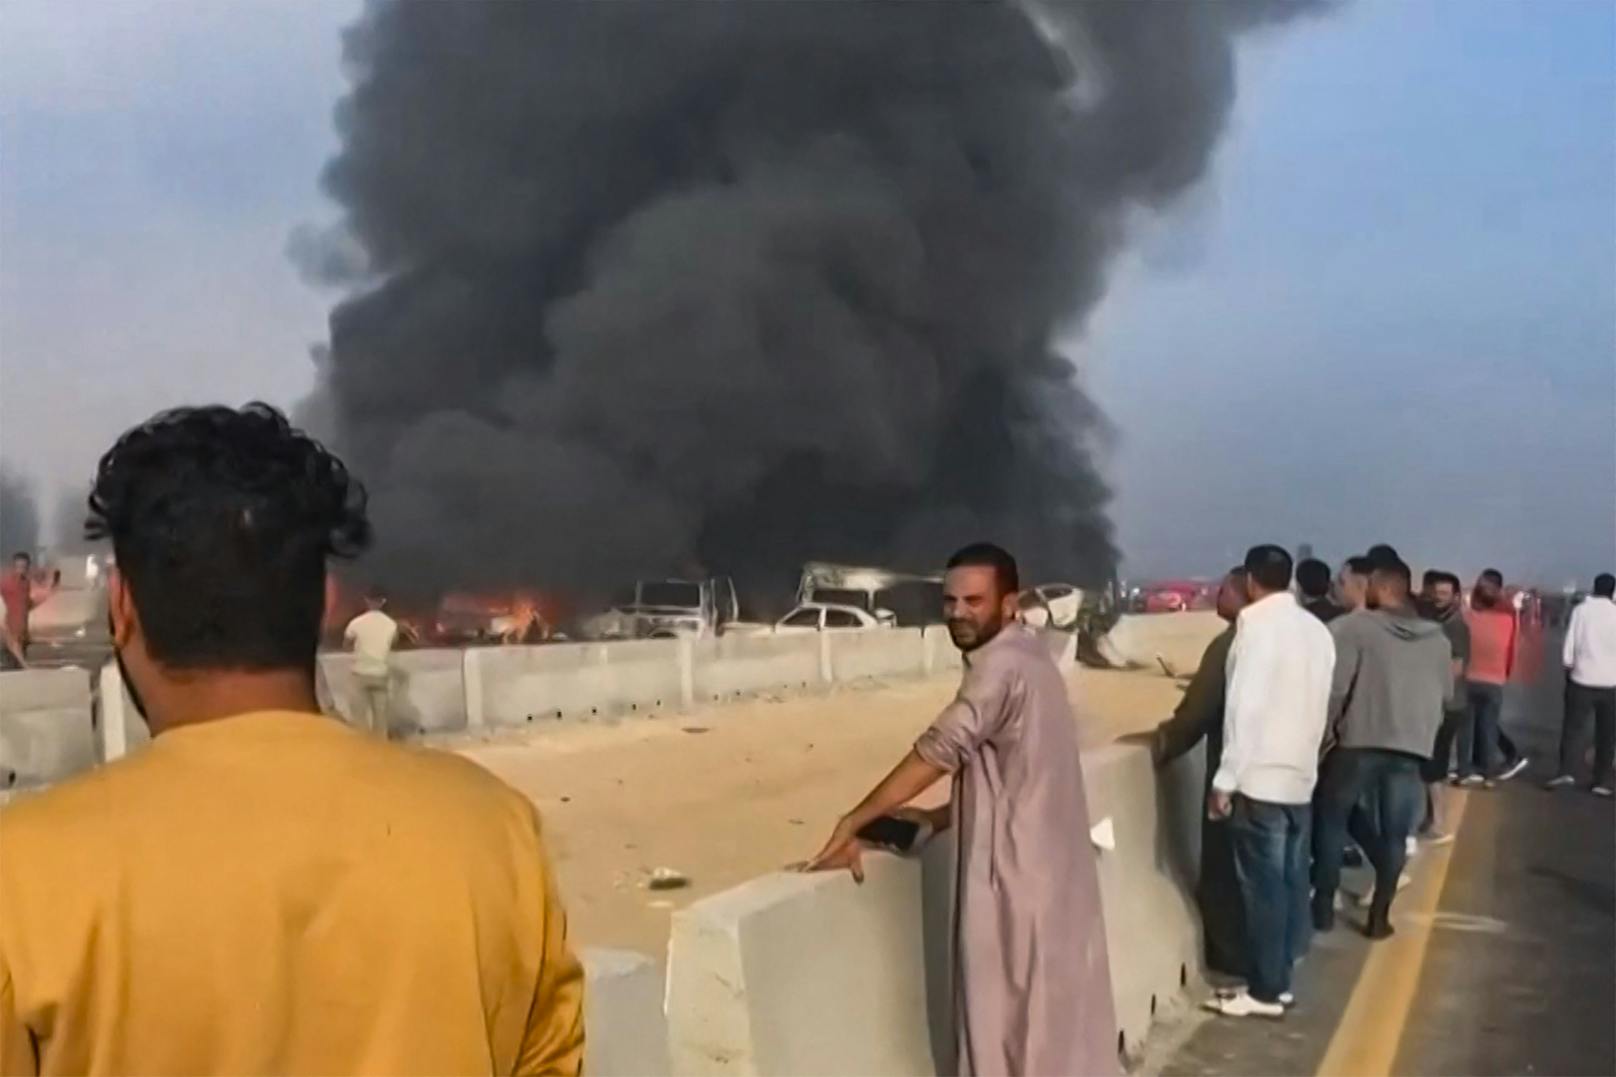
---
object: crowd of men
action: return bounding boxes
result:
[1151,544,1616,1020]
[1,401,1611,1074]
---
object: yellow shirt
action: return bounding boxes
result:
[0,711,583,1076]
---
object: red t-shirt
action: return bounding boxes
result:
[1465,604,1517,685]
[0,573,29,641]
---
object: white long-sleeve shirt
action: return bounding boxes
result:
[1215,591,1336,804]
[1564,596,1616,689]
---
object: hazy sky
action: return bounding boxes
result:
[2,0,1612,584]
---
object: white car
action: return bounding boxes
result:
[1018,583,1084,630]
[774,602,891,633]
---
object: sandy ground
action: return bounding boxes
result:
[447,664,1190,957]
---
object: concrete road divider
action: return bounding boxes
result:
[1101,611,1223,676]
[318,649,468,735]
[0,667,97,788]
[663,737,1206,1073]
[467,639,688,726]
[582,948,670,1076]
[691,633,825,703]
[826,628,927,683]
[666,843,953,1076]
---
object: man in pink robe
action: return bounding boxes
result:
[810,542,1117,1076]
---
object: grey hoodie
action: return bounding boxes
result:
[1328,607,1455,758]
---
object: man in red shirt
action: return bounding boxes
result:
[1457,568,1517,786]
[0,552,37,666]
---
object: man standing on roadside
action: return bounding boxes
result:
[344,589,401,738]
[1312,559,1453,939]
[1458,569,1522,786]
[1297,558,1343,624]
[1202,546,1334,1020]
[809,542,1116,1075]
[0,405,584,1075]
[1151,567,1249,982]
[0,552,38,665]
[1418,570,1469,838]
[1547,573,1616,796]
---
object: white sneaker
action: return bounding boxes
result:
[1457,774,1485,788]
[1545,774,1576,790]
[1405,835,1419,858]
[1499,757,1530,782]
[1202,988,1285,1019]
[1593,785,1614,799]
[1279,991,1296,1007]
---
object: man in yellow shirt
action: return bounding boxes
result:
[0,403,584,1076]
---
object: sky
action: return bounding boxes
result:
[1,0,1612,586]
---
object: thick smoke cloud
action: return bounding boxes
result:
[0,467,40,558]
[307,0,1313,602]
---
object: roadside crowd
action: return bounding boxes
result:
[2,401,1612,1075]
[1149,546,1616,1019]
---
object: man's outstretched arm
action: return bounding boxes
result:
[806,750,946,882]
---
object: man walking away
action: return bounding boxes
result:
[345,590,401,738]
[1297,558,1343,624]
[1419,570,1469,838]
[1202,546,1334,1019]
[1547,573,1616,796]
[1458,569,1519,786]
[1151,567,1249,982]
[0,405,584,1075]
[809,543,1116,1075]
[1312,559,1452,939]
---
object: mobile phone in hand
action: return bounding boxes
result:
[856,815,924,854]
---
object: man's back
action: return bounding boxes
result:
[345,608,400,678]
[1329,609,1451,757]
[0,712,583,1075]
[1566,597,1616,688]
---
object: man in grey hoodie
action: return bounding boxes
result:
[1312,558,1454,939]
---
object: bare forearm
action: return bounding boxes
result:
[843,750,946,832]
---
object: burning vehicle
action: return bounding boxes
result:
[582,577,745,640]
[795,562,944,628]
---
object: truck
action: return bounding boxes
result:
[794,562,944,627]
[582,577,744,640]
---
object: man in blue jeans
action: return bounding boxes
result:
[1312,559,1454,938]
[1202,546,1335,1020]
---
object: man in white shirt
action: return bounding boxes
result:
[1547,573,1616,796]
[1203,545,1335,1020]
[344,592,401,738]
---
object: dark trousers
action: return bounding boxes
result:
[1559,680,1616,784]
[1230,795,1310,1002]
[1457,682,1505,778]
[1199,815,1249,979]
[1422,709,1466,783]
[1312,749,1425,917]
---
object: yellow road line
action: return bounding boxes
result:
[1316,791,1471,1077]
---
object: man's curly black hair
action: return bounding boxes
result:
[87,403,371,670]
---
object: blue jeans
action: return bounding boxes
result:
[1312,748,1425,916]
[1457,682,1504,778]
[1229,795,1311,1002]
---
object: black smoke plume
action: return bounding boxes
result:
[305,0,1315,602]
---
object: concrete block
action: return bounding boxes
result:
[921,625,963,674]
[1081,742,1205,1057]
[691,634,823,704]
[666,848,950,1076]
[582,948,670,1077]
[98,660,151,763]
[473,640,686,725]
[1101,612,1223,677]
[0,667,96,787]
[826,628,927,683]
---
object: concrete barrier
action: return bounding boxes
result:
[666,844,953,1076]
[692,633,824,704]
[469,640,687,726]
[582,948,670,1076]
[318,649,468,735]
[663,739,1206,1073]
[826,628,927,683]
[0,667,97,788]
[98,661,151,763]
[921,625,963,675]
[1102,611,1223,677]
